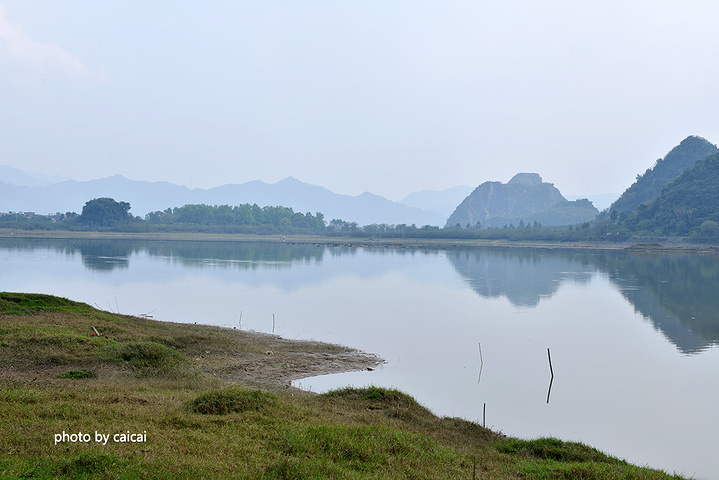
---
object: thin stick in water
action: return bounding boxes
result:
[546,376,554,404]
[272,313,275,333]
[546,348,555,404]
[478,342,483,365]
[547,348,554,378]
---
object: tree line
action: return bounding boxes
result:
[3,196,718,242]
[0,198,325,235]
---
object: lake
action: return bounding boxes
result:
[1,237,718,478]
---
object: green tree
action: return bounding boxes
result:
[699,220,719,237]
[78,198,133,227]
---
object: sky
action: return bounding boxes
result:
[1,1,719,201]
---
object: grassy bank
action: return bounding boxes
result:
[0,293,687,479]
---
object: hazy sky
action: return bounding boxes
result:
[1,1,718,200]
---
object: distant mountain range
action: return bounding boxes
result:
[0,165,71,187]
[446,172,599,228]
[4,134,716,232]
[0,173,447,227]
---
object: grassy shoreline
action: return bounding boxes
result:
[0,293,689,479]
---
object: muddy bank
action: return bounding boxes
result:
[189,327,383,390]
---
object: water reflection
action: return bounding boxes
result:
[2,237,717,478]
[446,247,719,354]
[2,238,719,354]
[0,238,326,272]
[446,248,592,307]
[596,252,719,354]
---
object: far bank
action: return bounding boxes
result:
[2,227,719,254]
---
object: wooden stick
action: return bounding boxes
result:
[92,326,100,336]
[483,403,486,427]
[546,376,554,404]
[546,348,555,404]
[272,313,275,333]
[478,342,483,365]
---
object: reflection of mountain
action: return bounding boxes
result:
[4,238,718,355]
[446,248,592,307]
[446,247,719,354]
[596,252,719,354]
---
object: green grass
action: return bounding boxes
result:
[187,388,278,415]
[58,369,97,379]
[0,292,690,479]
[0,292,103,316]
[100,341,185,376]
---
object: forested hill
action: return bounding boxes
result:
[446,173,598,228]
[622,152,719,237]
[610,136,718,213]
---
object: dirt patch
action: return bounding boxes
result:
[187,329,383,390]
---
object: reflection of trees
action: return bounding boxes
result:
[447,246,719,354]
[140,241,325,269]
[595,252,719,354]
[446,248,592,307]
[4,238,718,354]
[78,240,133,271]
[4,238,327,272]
[0,238,134,272]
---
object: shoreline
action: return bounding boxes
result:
[192,325,385,390]
[0,307,383,391]
[2,227,718,254]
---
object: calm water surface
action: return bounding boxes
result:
[1,238,718,479]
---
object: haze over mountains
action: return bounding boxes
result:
[0,173,450,227]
